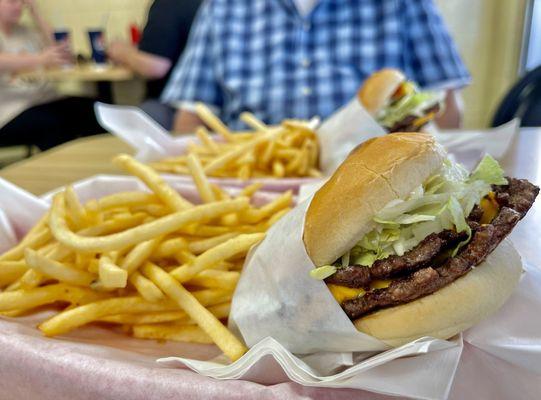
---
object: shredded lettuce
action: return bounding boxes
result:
[376,82,445,128]
[310,265,337,280]
[469,154,508,186]
[341,156,505,269]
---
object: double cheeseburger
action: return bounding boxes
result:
[306,133,538,346]
[359,69,444,132]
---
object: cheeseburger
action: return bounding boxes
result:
[306,133,538,346]
[359,69,444,132]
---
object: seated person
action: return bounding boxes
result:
[107,0,202,129]
[161,0,471,134]
[0,0,102,151]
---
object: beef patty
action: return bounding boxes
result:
[339,178,539,320]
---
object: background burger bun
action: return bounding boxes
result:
[304,132,446,267]
[354,239,522,346]
[358,68,406,116]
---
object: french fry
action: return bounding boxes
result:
[187,270,240,291]
[240,112,268,132]
[133,324,213,343]
[188,233,239,254]
[239,182,264,198]
[101,302,230,325]
[195,103,235,142]
[0,228,51,262]
[170,233,265,283]
[39,288,230,336]
[153,237,188,259]
[187,154,215,203]
[0,137,296,361]
[241,191,293,223]
[49,194,249,252]
[203,131,278,174]
[64,186,88,229]
[25,249,95,286]
[121,237,162,274]
[39,297,173,336]
[196,126,220,153]
[99,256,127,288]
[0,261,28,287]
[128,271,165,302]
[77,213,146,237]
[94,192,159,210]
[141,263,247,361]
[272,160,285,177]
[19,269,44,290]
[113,154,192,211]
[0,283,107,312]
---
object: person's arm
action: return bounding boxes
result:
[173,109,204,133]
[25,0,54,46]
[0,43,70,73]
[435,90,464,129]
[107,41,172,79]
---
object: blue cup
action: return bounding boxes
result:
[88,30,107,64]
[54,30,70,43]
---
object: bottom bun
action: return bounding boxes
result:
[354,239,522,347]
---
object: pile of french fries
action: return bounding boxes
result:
[150,103,322,180]
[0,154,293,361]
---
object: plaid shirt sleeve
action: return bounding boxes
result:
[402,0,471,91]
[160,0,222,108]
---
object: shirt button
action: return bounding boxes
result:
[301,58,311,68]
[302,87,312,96]
[303,22,311,31]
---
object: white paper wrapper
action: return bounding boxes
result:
[160,192,541,399]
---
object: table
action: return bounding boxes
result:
[0,134,132,195]
[0,128,539,400]
[17,65,134,103]
[18,65,134,82]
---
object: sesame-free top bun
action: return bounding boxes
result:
[303,133,522,347]
[354,239,522,347]
[303,132,445,267]
[358,68,406,115]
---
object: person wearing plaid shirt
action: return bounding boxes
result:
[161,0,470,133]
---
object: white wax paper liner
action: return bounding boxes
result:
[161,194,540,399]
[1,176,539,400]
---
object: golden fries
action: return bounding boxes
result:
[148,105,321,179]
[0,154,293,361]
[141,263,247,361]
[133,324,213,343]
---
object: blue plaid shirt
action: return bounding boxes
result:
[162,0,470,130]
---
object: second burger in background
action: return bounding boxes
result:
[359,69,444,132]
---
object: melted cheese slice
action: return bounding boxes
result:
[480,192,499,224]
[328,280,392,304]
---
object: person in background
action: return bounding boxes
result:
[162,0,470,133]
[107,0,202,129]
[0,0,103,151]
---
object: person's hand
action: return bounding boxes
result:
[39,43,72,68]
[23,0,37,13]
[107,40,134,64]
